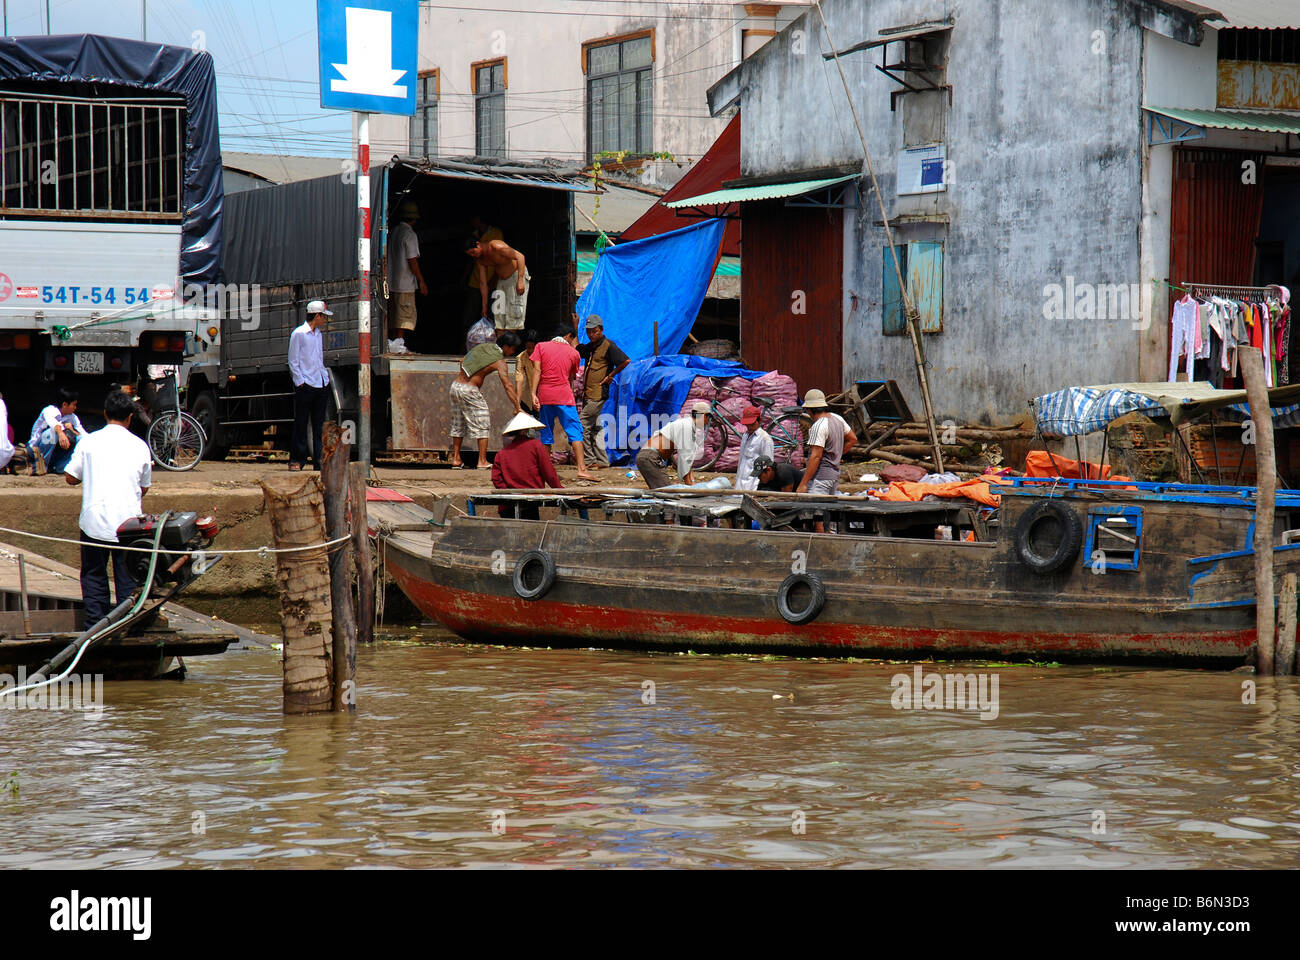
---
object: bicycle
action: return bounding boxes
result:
[147,369,206,471]
[693,378,806,471]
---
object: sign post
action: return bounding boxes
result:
[318,0,417,469]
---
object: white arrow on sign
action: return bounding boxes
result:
[330,7,408,99]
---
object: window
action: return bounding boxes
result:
[0,94,185,217]
[1084,507,1143,571]
[882,241,943,335]
[473,59,506,158]
[409,70,438,157]
[584,31,653,159]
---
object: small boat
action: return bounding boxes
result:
[377,478,1300,666]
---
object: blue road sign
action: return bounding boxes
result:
[318,0,418,115]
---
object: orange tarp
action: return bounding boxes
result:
[873,477,1008,509]
[1023,450,1111,480]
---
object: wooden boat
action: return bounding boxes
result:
[378,480,1300,665]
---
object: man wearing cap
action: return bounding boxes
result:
[491,411,563,520]
[576,314,629,469]
[451,331,521,469]
[797,388,857,496]
[288,300,332,471]
[637,402,710,489]
[388,200,428,343]
[754,455,799,492]
[734,405,773,491]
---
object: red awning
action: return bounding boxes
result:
[621,113,741,257]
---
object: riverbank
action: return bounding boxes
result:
[0,460,876,599]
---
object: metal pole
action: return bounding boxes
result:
[4,1,8,37]
[142,0,146,41]
[813,1,944,472]
[357,112,372,468]
[44,0,49,34]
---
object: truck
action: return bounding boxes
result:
[191,155,590,461]
[0,35,223,433]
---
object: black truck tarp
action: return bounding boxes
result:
[222,173,358,285]
[0,34,223,284]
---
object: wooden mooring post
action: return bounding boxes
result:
[261,475,334,714]
[350,461,375,646]
[1240,346,1276,675]
[322,422,358,712]
[1278,573,1297,677]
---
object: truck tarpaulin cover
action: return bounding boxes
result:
[603,355,766,466]
[222,174,359,285]
[575,218,726,361]
[0,34,223,284]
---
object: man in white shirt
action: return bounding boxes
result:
[734,405,773,491]
[0,391,14,472]
[64,389,152,626]
[388,200,427,342]
[288,300,332,471]
[637,401,710,489]
[30,386,85,474]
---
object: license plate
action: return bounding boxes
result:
[74,351,103,375]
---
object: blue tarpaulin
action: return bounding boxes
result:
[575,218,727,360]
[603,355,767,465]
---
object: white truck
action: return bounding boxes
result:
[0,34,222,431]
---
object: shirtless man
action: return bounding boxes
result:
[466,236,531,336]
[450,331,521,469]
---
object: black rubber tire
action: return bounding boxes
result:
[189,391,228,461]
[777,573,826,625]
[1014,500,1084,575]
[513,550,557,601]
[693,416,730,471]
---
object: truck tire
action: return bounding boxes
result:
[189,391,229,461]
[1014,500,1083,575]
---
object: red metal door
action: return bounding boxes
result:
[740,201,843,394]
[1170,147,1265,290]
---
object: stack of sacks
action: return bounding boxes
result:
[749,372,804,468]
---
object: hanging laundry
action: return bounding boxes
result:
[1168,294,1200,382]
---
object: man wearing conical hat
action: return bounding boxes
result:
[490,411,563,520]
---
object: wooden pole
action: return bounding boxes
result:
[261,476,334,714]
[653,321,659,356]
[321,422,357,712]
[17,553,31,636]
[350,461,375,645]
[1278,573,1296,677]
[1239,346,1275,675]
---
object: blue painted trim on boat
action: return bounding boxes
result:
[466,500,477,517]
[1185,598,1256,609]
[1187,559,1219,598]
[1082,505,1142,571]
[1188,541,1300,565]
[1005,477,1300,508]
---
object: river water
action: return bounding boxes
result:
[3,631,1299,868]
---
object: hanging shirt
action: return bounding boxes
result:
[735,428,774,491]
[1169,296,1199,382]
[0,397,13,471]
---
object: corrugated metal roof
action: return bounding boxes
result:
[1201,0,1300,29]
[222,151,349,184]
[665,173,858,208]
[574,184,659,234]
[1145,105,1300,132]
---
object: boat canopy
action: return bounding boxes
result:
[1031,382,1300,437]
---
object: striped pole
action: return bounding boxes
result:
[357,111,371,468]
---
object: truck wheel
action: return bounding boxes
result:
[189,391,229,460]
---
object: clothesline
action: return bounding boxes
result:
[1168,282,1292,390]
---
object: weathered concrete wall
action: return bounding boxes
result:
[733,0,1206,423]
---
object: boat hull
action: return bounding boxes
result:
[384,517,1258,664]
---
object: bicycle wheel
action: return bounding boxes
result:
[149,411,206,471]
[769,414,806,466]
[693,412,735,471]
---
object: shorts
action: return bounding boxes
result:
[808,476,839,496]
[449,380,491,440]
[394,291,417,331]
[538,403,582,445]
[491,272,530,330]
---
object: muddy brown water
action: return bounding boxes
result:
[2,628,1299,868]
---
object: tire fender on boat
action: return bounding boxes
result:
[1013,500,1084,575]
[513,550,557,600]
[777,573,826,625]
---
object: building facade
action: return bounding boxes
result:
[366,1,809,189]
[700,0,1300,422]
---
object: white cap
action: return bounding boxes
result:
[503,412,545,434]
[307,300,333,316]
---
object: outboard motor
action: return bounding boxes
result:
[116,512,219,588]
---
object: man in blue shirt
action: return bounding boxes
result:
[288,300,332,471]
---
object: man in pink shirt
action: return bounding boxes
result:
[528,326,596,480]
